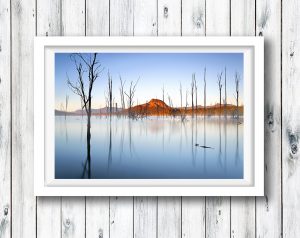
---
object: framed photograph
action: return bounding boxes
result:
[34,36,264,196]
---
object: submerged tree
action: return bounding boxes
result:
[224,67,227,117]
[234,71,240,119]
[107,72,113,114]
[125,78,139,117]
[67,53,103,163]
[217,71,223,115]
[203,67,206,114]
[119,76,126,111]
[191,73,195,113]
[65,95,69,120]
[179,82,183,108]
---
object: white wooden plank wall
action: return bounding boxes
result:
[2,0,299,237]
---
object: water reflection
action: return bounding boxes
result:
[55,116,244,179]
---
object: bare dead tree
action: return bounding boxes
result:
[234,71,240,119]
[65,95,69,120]
[194,75,198,114]
[67,53,103,163]
[119,76,126,111]
[125,78,139,117]
[179,82,183,109]
[191,73,195,113]
[203,67,206,115]
[185,89,189,113]
[162,84,165,115]
[217,71,223,115]
[224,66,227,117]
[107,71,113,115]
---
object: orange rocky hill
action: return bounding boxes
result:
[122,98,243,117]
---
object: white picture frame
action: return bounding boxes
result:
[34,36,264,196]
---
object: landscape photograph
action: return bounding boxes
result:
[55,52,244,179]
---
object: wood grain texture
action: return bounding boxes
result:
[134,0,157,36]
[158,0,181,36]
[61,1,86,238]
[86,0,109,36]
[0,0,10,238]
[182,197,205,238]
[230,1,256,237]
[256,0,282,237]
[181,1,206,237]
[36,1,62,237]
[110,0,134,36]
[11,0,36,237]
[86,197,110,238]
[134,197,157,238]
[282,0,300,237]
[157,197,181,238]
[62,197,85,238]
[110,197,133,238]
[205,1,231,237]
[182,0,205,36]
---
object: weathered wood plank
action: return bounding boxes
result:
[61,1,86,238]
[36,1,62,237]
[134,197,157,238]
[110,197,134,238]
[11,0,36,237]
[182,197,205,238]
[62,197,85,238]
[110,0,134,36]
[133,1,158,237]
[256,0,282,237]
[85,1,110,238]
[86,0,109,36]
[181,1,206,237]
[205,1,231,237]
[206,0,230,36]
[157,1,182,238]
[134,0,157,36]
[86,197,109,238]
[182,0,205,36]
[158,0,181,36]
[0,1,11,238]
[230,1,256,237]
[282,0,300,237]
[37,197,61,238]
[109,2,134,238]
[157,197,181,238]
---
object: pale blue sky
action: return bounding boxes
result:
[55,52,243,111]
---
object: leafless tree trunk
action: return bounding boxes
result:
[194,74,198,114]
[224,67,227,117]
[125,78,139,117]
[162,85,165,116]
[191,73,195,113]
[119,76,126,111]
[65,95,69,120]
[67,53,103,163]
[217,71,223,116]
[203,67,206,115]
[185,89,189,113]
[179,82,182,109]
[107,72,113,115]
[234,72,240,120]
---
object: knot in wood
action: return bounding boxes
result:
[267,111,274,130]
[164,7,168,18]
[291,143,298,156]
[3,205,9,216]
[196,17,202,28]
[65,218,71,227]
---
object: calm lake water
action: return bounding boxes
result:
[55,116,243,179]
